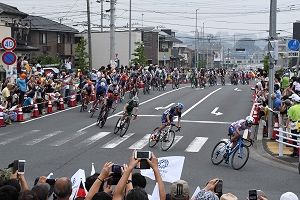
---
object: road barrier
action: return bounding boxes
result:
[0,108,6,127]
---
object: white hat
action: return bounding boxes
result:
[294,96,300,103]
[289,94,298,100]
[264,77,269,82]
[280,192,299,200]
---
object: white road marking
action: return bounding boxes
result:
[128,134,151,149]
[181,87,222,118]
[221,138,229,142]
[179,120,232,124]
[75,132,110,147]
[79,86,189,132]
[49,131,87,146]
[184,137,208,152]
[102,133,135,148]
[0,130,41,145]
[113,115,161,117]
[0,131,13,137]
[24,131,63,145]
[167,135,183,150]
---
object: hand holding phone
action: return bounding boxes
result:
[134,151,151,169]
[17,160,26,174]
[249,190,257,200]
[214,179,223,194]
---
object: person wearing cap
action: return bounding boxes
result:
[284,95,300,157]
[270,93,282,112]
[191,178,220,200]
[17,70,32,106]
[280,192,299,200]
[290,77,300,95]
[282,73,290,92]
[32,182,51,200]
[167,180,189,200]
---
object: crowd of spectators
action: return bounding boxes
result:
[253,68,300,157]
[0,150,298,200]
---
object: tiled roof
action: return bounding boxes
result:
[0,3,28,17]
[22,15,79,33]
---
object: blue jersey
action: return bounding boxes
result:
[163,106,181,120]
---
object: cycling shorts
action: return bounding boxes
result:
[85,89,92,96]
[161,114,173,124]
[96,92,105,100]
[107,100,113,108]
[126,107,134,115]
[228,126,242,140]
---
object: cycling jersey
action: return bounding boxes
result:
[107,84,119,93]
[126,99,139,114]
[161,106,181,124]
[83,84,94,96]
[230,119,252,133]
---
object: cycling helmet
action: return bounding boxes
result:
[174,68,178,71]
[113,81,118,86]
[88,81,93,86]
[132,96,139,103]
[101,78,106,82]
[177,102,184,110]
[245,116,254,124]
[100,82,106,87]
[132,71,136,75]
[146,71,150,75]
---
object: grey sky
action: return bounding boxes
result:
[2,0,300,41]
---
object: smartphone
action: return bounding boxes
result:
[134,151,151,159]
[214,179,223,194]
[18,160,26,174]
[12,160,18,174]
[46,179,56,185]
[112,164,122,174]
[249,190,257,200]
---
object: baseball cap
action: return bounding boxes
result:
[170,180,190,200]
[289,94,298,100]
[280,192,299,200]
[264,77,269,82]
[294,96,300,103]
[220,193,238,200]
[31,183,50,200]
[284,99,292,106]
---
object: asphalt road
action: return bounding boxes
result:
[1,81,299,199]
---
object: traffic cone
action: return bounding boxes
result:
[271,117,279,140]
[0,108,6,127]
[47,100,53,114]
[91,90,95,101]
[58,95,65,110]
[252,104,259,125]
[16,105,24,122]
[69,91,76,107]
[32,103,40,118]
[139,81,144,88]
[123,86,127,92]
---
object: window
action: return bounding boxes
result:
[67,33,71,42]
[237,61,242,63]
[39,33,47,44]
[58,34,65,44]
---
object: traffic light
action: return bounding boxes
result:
[269,40,278,61]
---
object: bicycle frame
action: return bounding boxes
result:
[227,139,244,158]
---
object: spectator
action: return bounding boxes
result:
[132,173,147,189]
[53,177,72,200]
[191,179,220,200]
[17,73,30,106]
[220,193,238,200]
[65,57,73,74]
[31,183,50,200]
[274,84,282,99]
[17,57,23,75]
[290,77,300,95]
[167,180,189,200]
[0,185,19,200]
[271,93,282,112]
[1,83,13,103]
[19,190,38,200]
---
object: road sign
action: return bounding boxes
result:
[288,51,299,58]
[288,39,300,51]
[2,52,17,65]
[163,54,167,60]
[1,37,17,51]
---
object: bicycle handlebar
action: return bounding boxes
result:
[168,123,181,132]
[242,138,254,147]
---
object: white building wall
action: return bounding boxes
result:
[78,31,142,69]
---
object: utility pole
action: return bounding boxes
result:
[110,0,115,62]
[202,23,205,64]
[87,0,92,71]
[101,0,104,32]
[195,9,199,69]
[268,0,278,139]
[228,48,230,68]
[128,0,132,68]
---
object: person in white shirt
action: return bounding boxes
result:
[65,57,73,74]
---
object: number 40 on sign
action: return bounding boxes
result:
[1,37,17,51]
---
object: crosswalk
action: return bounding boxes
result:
[0,130,228,152]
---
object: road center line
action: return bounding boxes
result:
[78,86,189,132]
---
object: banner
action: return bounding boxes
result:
[141,156,185,183]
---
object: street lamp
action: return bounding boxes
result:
[195,9,199,69]
[128,0,132,68]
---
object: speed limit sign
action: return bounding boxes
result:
[1,37,16,51]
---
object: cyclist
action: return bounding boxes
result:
[106,81,119,94]
[82,81,94,108]
[117,96,139,128]
[89,82,107,112]
[102,90,118,113]
[227,116,254,150]
[151,102,183,140]
[172,68,180,85]
[143,71,152,89]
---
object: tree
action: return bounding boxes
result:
[31,55,61,67]
[75,38,90,71]
[263,55,269,73]
[131,42,147,67]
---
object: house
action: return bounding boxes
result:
[21,15,79,60]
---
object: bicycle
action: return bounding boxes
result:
[114,113,136,137]
[143,81,150,94]
[190,76,198,88]
[80,93,88,112]
[211,137,253,170]
[90,98,103,118]
[221,76,225,86]
[149,123,180,151]
[172,78,179,89]
[119,87,125,102]
[96,106,115,128]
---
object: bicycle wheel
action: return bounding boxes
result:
[120,117,130,137]
[231,145,249,170]
[114,118,121,134]
[161,130,175,151]
[147,86,150,94]
[96,116,101,126]
[129,90,133,99]
[172,80,175,89]
[176,82,179,89]
[100,111,107,128]
[143,87,146,94]
[80,104,83,112]
[211,141,227,165]
[149,127,159,147]
[90,108,95,118]
[191,79,194,88]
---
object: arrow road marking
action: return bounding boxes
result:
[155,103,175,110]
[234,88,241,91]
[211,107,223,116]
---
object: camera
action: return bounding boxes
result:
[214,179,223,194]
[249,190,257,200]
[134,151,151,169]
[13,160,26,174]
